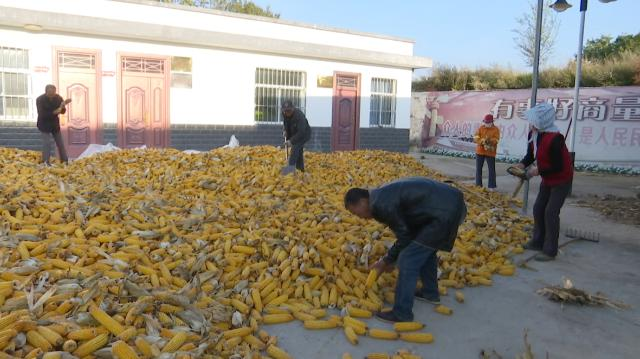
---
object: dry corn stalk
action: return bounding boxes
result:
[0,146,531,358]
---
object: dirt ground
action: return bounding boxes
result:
[576,194,640,226]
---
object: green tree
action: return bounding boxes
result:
[157,0,279,18]
[512,0,560,67]
[584,33,640,62]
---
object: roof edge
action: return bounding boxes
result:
[111,0,416,44]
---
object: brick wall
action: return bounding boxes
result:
[1,121,409,153]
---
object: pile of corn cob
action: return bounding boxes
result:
[0,146,531,358]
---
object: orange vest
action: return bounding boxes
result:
[474,126,500,157]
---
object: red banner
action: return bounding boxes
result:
[416,87,640,165]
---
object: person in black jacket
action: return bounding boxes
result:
[344,177,467,323]
[282,100,311,172]
[36,84,71,164]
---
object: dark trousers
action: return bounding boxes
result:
[40,130,68,164]
[475,154,496,188]
[532,182,571,257]
[288,143,305,171]
[392,241,439,321]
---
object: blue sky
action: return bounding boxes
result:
[252,0,639,74]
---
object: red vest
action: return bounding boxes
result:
[536,132,574,186]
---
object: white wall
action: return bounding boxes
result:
[1,28,414,129]
[0,0,414,56]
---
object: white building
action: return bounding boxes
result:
[0,0,431,156]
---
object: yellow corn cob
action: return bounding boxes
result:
[266,344,292,359]
[89,305,125,335]
[303,320,337,329]
[343,353,354,359]
[434,305,453,315]
[73,333,109,357]
[498,266,515,276]
[117,327,138,342]
[309,308,326,318]
[24,348,43,359]
[262,313,294,324]
[365,270,378,288]
[346,305,372,318]
[112,340,141,359]
[232,245,256,255]
[455,291,465,303]
[42,353,62,359]
[399,354,422,359]
[399,332,434,343]
[0,313,18,330]
[36,326,64,346]
[135,337,154,358]
[343,316,367,330]
[243,334,266,350]
[222,326,252,339]
[366,353,390,359]
[251,288,263,312]
[231,298,250,314]
[26,330,53,352]
[162,331,188,353]
[291,310,315,321]
[68,327,106,341]
[266,294,289,307]
[368,328,398,340]
[344,326,358,345]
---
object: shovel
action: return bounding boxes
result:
[280,142,295,175]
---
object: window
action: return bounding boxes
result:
[370,78,396,127]
[0,46,31,119]
[171,56,192,89]
[255,68,306,123]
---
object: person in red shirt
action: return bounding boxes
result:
[516,103,574,261]
[474,114,500,189]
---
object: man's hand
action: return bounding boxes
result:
[370,258,394,274]
[53,108,62,115]
[284,140,292,147]
[527,166,539,178]
[515,163,525,170]
[63,99,72,105]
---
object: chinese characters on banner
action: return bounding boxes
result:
[417,87,640,164]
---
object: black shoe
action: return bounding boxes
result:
[534,253,555,262]
[414,291,441,305]
[375,310,408,323]
[523,241,543,251]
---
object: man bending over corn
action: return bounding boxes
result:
[344,177,467,323]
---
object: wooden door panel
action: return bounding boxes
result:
[150,78,165,147]
[331,73,360,151]
[119,55,169,148]
[56,50,101,158]
[123,83,147,147]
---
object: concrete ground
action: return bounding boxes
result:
[268,153,640,359]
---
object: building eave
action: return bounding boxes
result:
[112,0,417,44]
[0,7,432,69]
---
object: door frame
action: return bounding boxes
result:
[52,46,103,148]
[116,52,171,148]
[331,71,361,151]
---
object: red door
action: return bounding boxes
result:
[54,49,102,158]
[331,73,360,151]
[118,55,169,148]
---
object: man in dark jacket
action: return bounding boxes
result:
[344,177,467,322]
[282,100,311,172]
[36,84,71,164]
